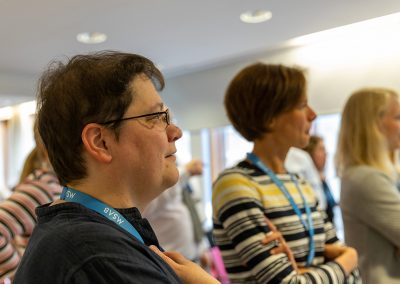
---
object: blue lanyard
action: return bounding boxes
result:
[247,152,315,265]
[60,186,144,244]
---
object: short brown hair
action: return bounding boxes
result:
[37,51,164,185]
[224,63,306,141]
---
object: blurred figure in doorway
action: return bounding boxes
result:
[304,135,337,223]
[144,159,209,265]
[285,147,327,210]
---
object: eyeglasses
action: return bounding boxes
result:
[100,109,170,130]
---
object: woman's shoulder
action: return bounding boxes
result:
[213,165,253,194]
[212,161,264,209]
[342,165,394,196]
[215,160,265,183]
[344,165,390,181]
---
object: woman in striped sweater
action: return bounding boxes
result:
[212,63,360,283]
[0,134,61,282]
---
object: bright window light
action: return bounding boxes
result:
[17,100,36,115]
[285,12,400,69]
[288,11,400,47]
[0,106,13,121]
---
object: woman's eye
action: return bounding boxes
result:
[298,103,307,109]
[147,114,161,121]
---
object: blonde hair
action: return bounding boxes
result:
[336,87,399,179]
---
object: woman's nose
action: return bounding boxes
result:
[308,106,317,121]
[167,123,182,142]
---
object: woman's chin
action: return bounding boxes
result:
[163,169,180,189]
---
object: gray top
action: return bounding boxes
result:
[341,165,400,284]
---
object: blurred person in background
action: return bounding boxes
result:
[285,147,327,212]
[337,87,400,284]
[0,122,61,282]
[144,159,210,265]
[304,135,337,224]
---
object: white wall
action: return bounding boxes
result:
[0,72,37,107]
[162,13,400,130]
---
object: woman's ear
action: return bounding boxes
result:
[81,123,113,163]
[267,117,276,131]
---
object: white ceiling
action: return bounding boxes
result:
[1,0,400,106]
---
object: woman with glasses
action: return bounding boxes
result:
[337,88,400,284]
[212,63,360,283]
[14,51,219,284]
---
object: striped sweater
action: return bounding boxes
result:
[212,161,360,283]
[0,169,61,282]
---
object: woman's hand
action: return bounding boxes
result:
[149,245,220,284]
[324,244,347,260]
[324,244,358,276]
[262,217,298,272]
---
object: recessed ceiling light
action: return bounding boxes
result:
[240,10,272,24]
[76,32,107,44]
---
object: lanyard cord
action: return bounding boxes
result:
[60,186,145,244]
[246,152,315,265]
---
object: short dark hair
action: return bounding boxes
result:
[37,51,164,185]
[224,63,306,141]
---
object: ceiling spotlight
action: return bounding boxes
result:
[240,10,272,24]
[76,32,107,44]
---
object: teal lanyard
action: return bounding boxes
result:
[247,152,315,265]
[60,186,144,244]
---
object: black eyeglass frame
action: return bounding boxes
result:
[99,109,170,128]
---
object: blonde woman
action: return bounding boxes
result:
[337,88,400,284]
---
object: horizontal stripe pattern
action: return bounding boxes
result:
[0,169,61,282]
[212,161,360,283]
